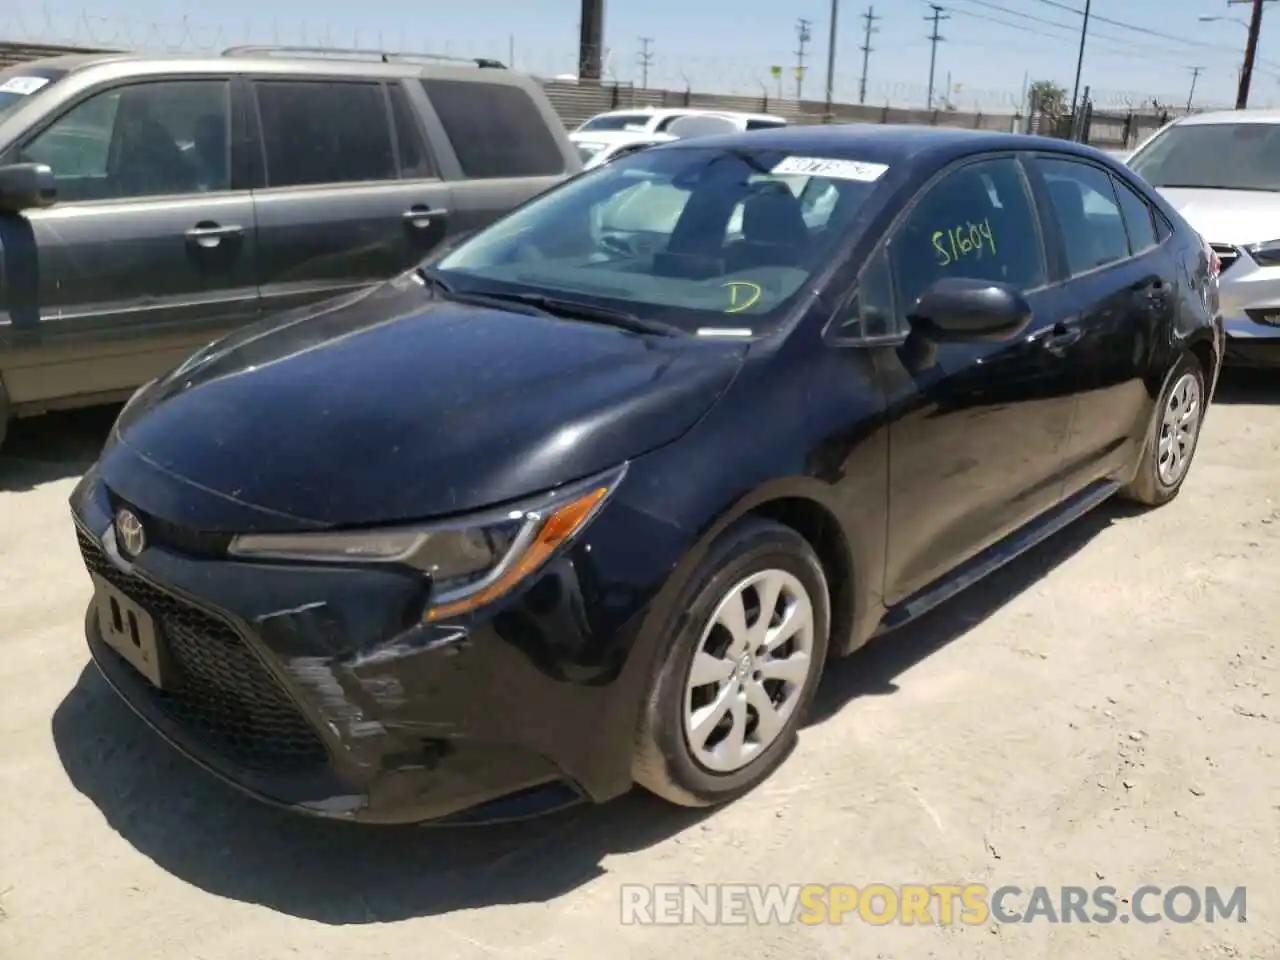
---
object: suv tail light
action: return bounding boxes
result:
[1210,250,1222,279]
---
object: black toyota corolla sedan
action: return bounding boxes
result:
[70,125,1222,825]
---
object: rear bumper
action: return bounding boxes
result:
[70,465,675,825]
[1222,314,1280,367]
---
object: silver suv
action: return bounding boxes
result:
[0,46,581,446]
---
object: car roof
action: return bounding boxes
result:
[6,49,523,84]
[1172,108,1280,126]
[653,123,1113,166]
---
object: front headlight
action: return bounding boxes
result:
[1246,239,1280,267]
[227,466,624,621]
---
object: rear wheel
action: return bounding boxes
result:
[1119,354,1206,506]
[632,518,830,807]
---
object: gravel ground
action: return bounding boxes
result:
[0,374,1277,960]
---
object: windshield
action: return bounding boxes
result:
[432,145,885,336]
[1129,122,1280,191]
[0,68,65,120]
[577,113,652,132]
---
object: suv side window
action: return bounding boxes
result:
[419,79,565,179]
[22,79,231,202]
[1036,157,1129,275]
[1111,174,1158,253]
[254,80,396,187]
[888,156,1045,322]
[388,82,435,179]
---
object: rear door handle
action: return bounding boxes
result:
[185,222,243,249]
[403,205,449,228]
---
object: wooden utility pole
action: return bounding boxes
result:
[823,0,839,121]
[1230,0,1272,108]
[858,6,880,104]
[924,4,948,110]
[1186,66,1204,110]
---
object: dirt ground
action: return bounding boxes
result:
[1,375,1277,960]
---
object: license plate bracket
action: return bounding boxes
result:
[92,574,168,689]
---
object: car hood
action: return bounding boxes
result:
[1155,187,1280,246]
[107,275,746,527]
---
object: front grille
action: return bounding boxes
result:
[77,528,329,773]
[1210,243,1242,274]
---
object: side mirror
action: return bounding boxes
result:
[908,277,1032,342]
[0,163,56,213]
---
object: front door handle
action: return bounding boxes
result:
[1043,322,1083,353]
[185,222,244,249]
[403,205,449,229]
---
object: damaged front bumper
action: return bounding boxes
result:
[69,466,654,825]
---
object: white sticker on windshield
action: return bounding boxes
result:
[771,156,889,181]
[0,76,50,95]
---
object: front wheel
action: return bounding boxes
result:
[632,518,830,807]
[1119,353,1206,506]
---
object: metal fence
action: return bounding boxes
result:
[0,40,1176,151]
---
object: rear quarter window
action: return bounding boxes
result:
[420,79,565,180]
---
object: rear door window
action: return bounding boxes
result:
[1035,157,1130,275]
[420,79,565,179]
[254,80,396,187]
[388,82,435,179]
[1111,174,1158,254]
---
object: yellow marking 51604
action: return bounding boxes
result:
[723,280,763,313]
[932,218,996,266]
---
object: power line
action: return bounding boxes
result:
[925,3,949,110]
[997,0,1272,59]
[636,36,654,89]
[946,3,1263,71]
[795,18,812,100]
[859,5,880,104]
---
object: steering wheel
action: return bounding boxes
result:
[598,232,640,258]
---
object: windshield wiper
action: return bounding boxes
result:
[470,291,682,337]
[415,265,454,294]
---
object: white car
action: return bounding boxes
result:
[1125,110,1280,366]
[572,107,787,137]
[574,131,677,170]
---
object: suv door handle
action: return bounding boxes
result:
[403,206,448,228]
[186,222,243,249]
[1043,322,1083,352]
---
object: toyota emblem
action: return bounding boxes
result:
[115,508,146,558]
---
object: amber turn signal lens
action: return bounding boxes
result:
[423,486,609,621]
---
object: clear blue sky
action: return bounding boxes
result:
[5,0,1278,110]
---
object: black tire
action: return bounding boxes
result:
[632,517,831,807]
[1118,353,1207,507]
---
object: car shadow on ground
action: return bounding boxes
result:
[51,496,1143,924]
[1212,368,1279,405]
[809,499,1141,722]
[0,404,120,491]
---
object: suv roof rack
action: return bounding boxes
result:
[221,45,506,69]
